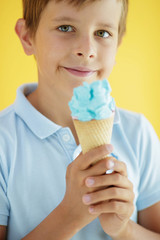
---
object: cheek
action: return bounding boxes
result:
[35,32,65,64]
[99,47,117,78]
[35,43,61,75]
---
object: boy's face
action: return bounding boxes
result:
[31,0,122,97]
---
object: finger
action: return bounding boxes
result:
[85,157,113,177]
[84,157,127,180]
[82,187,135,205]
[85,173,133,189]
[75,144,114,170]
[89,201,134,216]
[106,158,128,177]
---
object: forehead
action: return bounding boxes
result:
[43,0,122,23]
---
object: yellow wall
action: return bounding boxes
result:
[0,1,160,138]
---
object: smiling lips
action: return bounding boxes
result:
[64,67,97,77]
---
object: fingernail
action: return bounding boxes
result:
[106,144,113,153]
[83,195,91,204]
[89,206,95,213]
[86,178,95,186]
[107,160,114,169]
[106,169,114,174]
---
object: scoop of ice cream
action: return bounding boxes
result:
[68,79,115,121]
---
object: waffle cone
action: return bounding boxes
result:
[73,114,114,162]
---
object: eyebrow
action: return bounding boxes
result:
[53,16,79,23]
[96,23,117,30]
[52,16,117,30]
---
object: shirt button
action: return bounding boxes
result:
[62,134,71,142]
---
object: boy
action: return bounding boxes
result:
[0,0,160,239]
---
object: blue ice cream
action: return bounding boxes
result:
[68,79,115,121]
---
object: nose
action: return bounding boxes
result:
[73,35,96,60]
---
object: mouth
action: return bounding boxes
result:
[63,66,97,77]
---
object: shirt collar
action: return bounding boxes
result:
[14,83,120,139]
[14,83,61,139]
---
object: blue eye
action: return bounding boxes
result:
[58,25,73,32]
[96,30,110,38]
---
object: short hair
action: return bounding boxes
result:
[22,0,129,43]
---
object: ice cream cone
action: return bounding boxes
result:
[73,113,114,163]
[69,79,116,164]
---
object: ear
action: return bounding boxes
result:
[15,18,34,56]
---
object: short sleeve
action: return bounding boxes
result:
[137,115,160,211]
[0,155,9,226]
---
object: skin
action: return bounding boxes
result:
[15,0,121,139]
[0,226,7,240]
[0,0,160,239]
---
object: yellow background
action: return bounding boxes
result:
[0,1,160,138]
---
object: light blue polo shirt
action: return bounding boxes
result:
[0,83,160,240]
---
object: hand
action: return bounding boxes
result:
[60,144,114,231]
[82,157,135,238]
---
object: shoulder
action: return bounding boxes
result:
[0,104,15,119]
[118,108,141,125]
[116,108,159,155]
[117,108,142,141]
[0,105,17,136]
[0,105,18,166]
[117,107,156,135]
